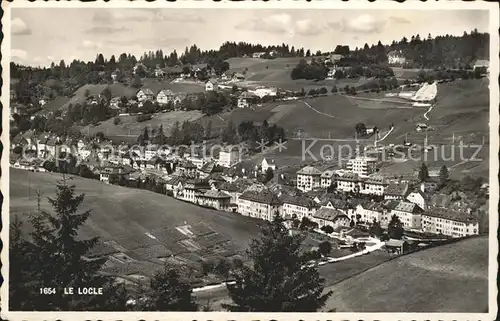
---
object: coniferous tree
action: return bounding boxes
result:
[223,215,332,312]
[139,266,198,311]
[438,165,449,188]
[387,214,404,240]
[418,163,430,182]
[10,176,128,310]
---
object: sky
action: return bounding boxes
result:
[11,8,489,67]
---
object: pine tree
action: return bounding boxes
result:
[418,163,429,182]
[438,165,449,188]
[387,214,404,240]
[140,266,198,311]
[13,176,127,310]
[223,216,332,312]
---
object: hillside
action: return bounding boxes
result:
[10,169,263,282]
[322,236,489,312]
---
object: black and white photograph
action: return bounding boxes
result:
[1,1,498,318]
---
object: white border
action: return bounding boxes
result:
[1,1,498,320]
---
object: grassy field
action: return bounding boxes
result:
[81,110,205,141]
[322,236,489,312]
[10,169,263,282]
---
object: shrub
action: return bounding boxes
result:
[137,114,152,122]
[113,117,121,125]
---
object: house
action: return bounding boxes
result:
[355,202,389,227]
[261,158,276,174]
[165,176,186,196]
[199,161,218,179]
[336,173,362,193]
[360,175,388,196]
[136,88,155,102]
[311,207,350,229]
[390,201,424,229]
[421,208,479,237]
[218,148,240,168]
[384,239,409,254]
[177,178,211,203]
[251,87,278,98]
[327,68,336,79]
[387,50,407,65]
[221,73,230,81]
[237,91,256,108]
[384,182,410,200]
[156,89,176,105]
[176,161,198,178]
[281,195,319,221]
[237,190,282,221]
[110,97,121,109]
[296,166,322,192]
[320,170,336,189]
[346,156,378,176]
[406,189,430,210]
[99,165,133,184]
[252,52,266,58]
[205,79,218,92]
[232,73,246,81]
[473,59,489,73]
[195,190,231,211]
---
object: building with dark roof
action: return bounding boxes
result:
[296,166,322,192]
[311,207,350,229]
[281,195,319,221]
[422,208,479,237]
[195,190,231,211]
[238,191,281,221]
[390,200,424,229]
[384,182,411,200]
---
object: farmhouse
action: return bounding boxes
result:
[281,195,319,221]
[421,208,479,237]
[137,88,155,102]
[205,79,219,92]
[237,191,282,221]
[390,201,424,230]
[99,165,133,184]
[232,73,246,81]
[473,59,489,74]
[311,207,351,229]
[238,91,256,108]
[261,158,276,174]
[387,50,407,65]
[156,89,176,105]
[296,166,322,192]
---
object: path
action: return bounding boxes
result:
[302,100,337,119]
[375,126,395,143]
[423,104,435,120]
[193,235,384,294]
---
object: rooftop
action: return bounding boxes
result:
[239,190,281,205]
[424,207,477,224]
[385,182,410,196]
[297,166,322,176]
[312,207,348,222]
[282,195,318,209]
[394,201,423,214]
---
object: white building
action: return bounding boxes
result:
[355,202,390,227]
[387,50,407,65]
[281,195,319,221]
[360,176,388,196]
[336,173,361,193]
[205,79,219,92]
[261,158,276,174]
[218,148,240,168]
[390,201,424,230]
[421,208,479,237]
[296,166,322,192]
[237,191,282,221]
[320,170,336,189]
[406,189,429,211]
[137,88,155,102]
[346,156,378,176]
[311,207,351,229]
